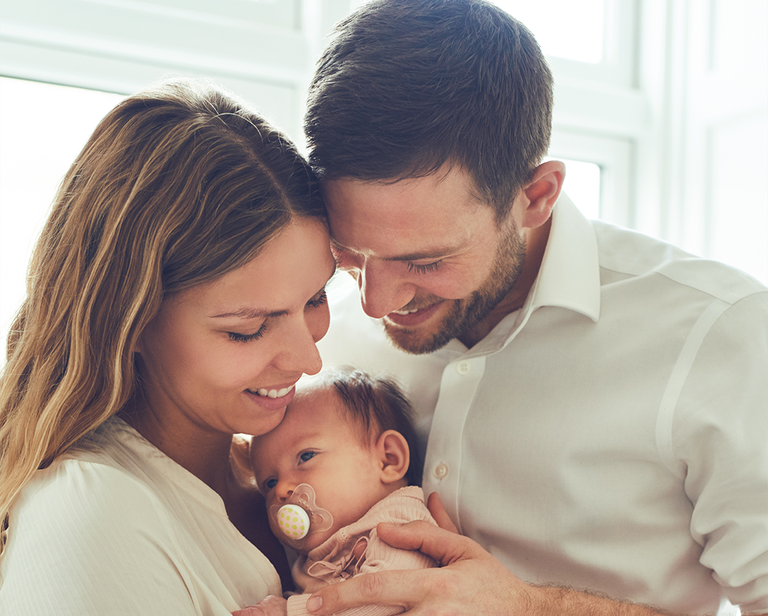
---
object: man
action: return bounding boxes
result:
[303,1,768,614]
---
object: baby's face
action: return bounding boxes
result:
[251,385,391,552]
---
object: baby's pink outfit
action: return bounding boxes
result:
[286,486,438,616]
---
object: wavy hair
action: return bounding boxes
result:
[0,78,326,557]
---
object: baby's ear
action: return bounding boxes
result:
[375,430,410,484]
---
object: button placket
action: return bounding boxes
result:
[422,355,486,528]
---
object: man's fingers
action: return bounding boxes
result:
[232,608,267,616]
[426,491,459,533]
[306,568,432,615]
[376,520,482,566]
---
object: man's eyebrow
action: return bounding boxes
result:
[382,249,454,262]
[331,239,457,262]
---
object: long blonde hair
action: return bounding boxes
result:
[0,78,326,557]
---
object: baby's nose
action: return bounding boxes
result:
[274,480,296,503]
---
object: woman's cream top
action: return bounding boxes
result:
[0,416,280,615]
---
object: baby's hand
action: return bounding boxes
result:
[232,595,287,616]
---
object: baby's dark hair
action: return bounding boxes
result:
[318,367,422,485]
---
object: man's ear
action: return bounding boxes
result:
[519,160,566,230]
[375,430,410,485]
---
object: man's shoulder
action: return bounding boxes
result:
[592,220,767,306]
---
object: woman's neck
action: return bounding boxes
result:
[120,393,232,497]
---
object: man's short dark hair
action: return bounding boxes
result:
[319,366,423,485]
[305,0,553,221]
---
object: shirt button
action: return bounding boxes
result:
[433,463,449,479]
[456,361,471,375]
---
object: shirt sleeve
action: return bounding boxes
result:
[671,291,768,612]
[0,460,199,616]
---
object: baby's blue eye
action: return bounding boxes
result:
[299,451,317,463]
[265,478,278,490]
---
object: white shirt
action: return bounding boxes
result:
[0,417,281,615]
[317,195,768,615]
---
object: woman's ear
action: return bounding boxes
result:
[375,430,410,485]
[519,159,566,230]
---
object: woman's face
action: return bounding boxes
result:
[136,219,336,440]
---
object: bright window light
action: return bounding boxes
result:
[558,159,602,220]
[490,0,605,63]
[0,77,124,366]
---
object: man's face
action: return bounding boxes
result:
[323,166,528,354]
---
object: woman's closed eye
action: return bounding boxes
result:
[227,322,267,343]
[305,289,328,310]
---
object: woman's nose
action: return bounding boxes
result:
[273,308,328,376]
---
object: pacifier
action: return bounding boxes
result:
[270,483,333,549]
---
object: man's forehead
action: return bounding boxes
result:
[323,175,489,252]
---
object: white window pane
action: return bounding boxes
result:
[559,159,601,220]
[0,77,124,366]
[490,0,605,63]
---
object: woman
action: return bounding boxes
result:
[0,78,336,614]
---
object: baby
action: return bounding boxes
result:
[248,367,438,616]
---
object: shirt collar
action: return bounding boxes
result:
[528,192,601,322]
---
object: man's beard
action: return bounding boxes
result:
[383,221,527,355]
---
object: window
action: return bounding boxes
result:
[491,0,605,63]
[556,159,601,221]
[0,77,124,364]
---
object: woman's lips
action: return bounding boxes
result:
[244,384,296,410]
[384,301,443,327]
[255,386,294,398]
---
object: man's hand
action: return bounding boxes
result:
[302,517,532,615]
[303,493,687,616]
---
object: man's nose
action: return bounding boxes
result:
[358,260,416,319]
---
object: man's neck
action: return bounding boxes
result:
[457,217,551,349]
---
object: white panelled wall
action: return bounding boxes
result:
[0,0,766,365]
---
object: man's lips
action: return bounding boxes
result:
[384,301,443,327]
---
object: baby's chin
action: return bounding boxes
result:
[289,527,336,554]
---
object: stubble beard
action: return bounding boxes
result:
[383,222,527,355]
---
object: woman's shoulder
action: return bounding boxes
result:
[1,456,198,615]
[12,417,192,549]
[16,451,170,536]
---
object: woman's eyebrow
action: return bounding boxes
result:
[209,308,288,319]
[209,278,332,320]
